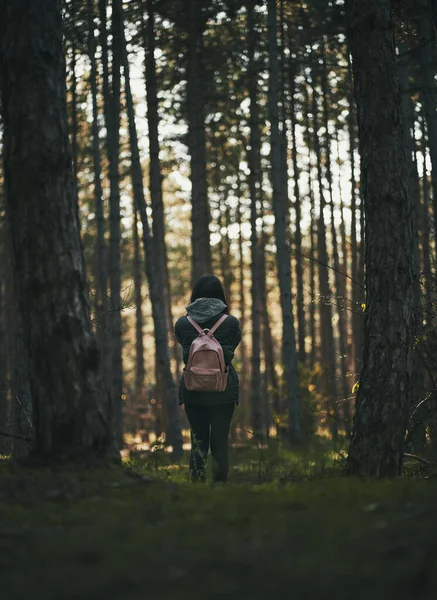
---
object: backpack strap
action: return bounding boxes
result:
[186,315,205,335]
[207,314,228,337]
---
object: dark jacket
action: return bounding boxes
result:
[175,313,242,406]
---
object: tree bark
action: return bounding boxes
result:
[0,0,112,461]
[100,0,123,448]
[87,0,109,364]
[187,0,211,282]
[321,47,350,436]
[267,0,302,444]
[236,185,249,415]
[346,0,417,476]
[133,206,146,417]
[303,82,318,367]
[312,73,339,441]
[247,0,263,442]
[289,55,306,365]
[347,55,364,380]
[417,0,437,255]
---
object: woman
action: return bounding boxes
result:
[175,274,242,483]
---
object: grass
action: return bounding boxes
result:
[0,447,436,599]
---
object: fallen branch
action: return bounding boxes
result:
[404,453,437,467]
[0,430,33,442]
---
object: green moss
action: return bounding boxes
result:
[0,457,436,599]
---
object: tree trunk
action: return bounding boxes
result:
[236,186,249,416]
[87,0,109,363]
[144,1,180,380]
[133,206,146,420]
[321,47,350,436]
[346,0,417,477]
[420,116,433,320]
[289,56,306,365]
[312,73,339,441]
[267,0,302,444]
[347,56,364,380]
[247,0,263,442]
[260,231,281,438]
[0,0,112,461]
[187,0,211,282]
[417,0,437,255]
[399,41,425,452]
[100,0,123,448]
[70,0,79,204]
[0,272,8,454]
[115,0,183,457]
[303,82,318,367]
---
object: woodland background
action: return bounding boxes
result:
[0,1,437,598]
[1,0,437,462]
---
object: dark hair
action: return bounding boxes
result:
[190,274,228,311]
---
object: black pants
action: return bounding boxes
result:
[185,403,235,482]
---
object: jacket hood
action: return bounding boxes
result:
[185,297,227,324]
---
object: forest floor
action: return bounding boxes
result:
[0,444,436,600]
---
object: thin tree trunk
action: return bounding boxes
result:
[260,231,281,438]
[236,186,249,415]
[247,0,263,442]
[133,206,146,415]
[346,0,417,477]
[312,72,339,441]
[143,1,180,379]
[321,47,350,435]
[87,0,108,362]
[421,116,433,319]
[115,0,182,457]
[335,129,352,431]
[289,54,306,365]
[0,273,8,454]
[303,81,317,366]
[187,0,211,282]
[0,0,112,461]
[267,0,302,444]
[70,0,79,204]
[100,0,123,448]
[347,55,364,379]
[417,1,437,253]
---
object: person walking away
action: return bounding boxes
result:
[175,274,242,482]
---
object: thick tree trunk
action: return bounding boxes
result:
[399,42,425,452]
[267,0,302,444]
[0,0,112,461]
[115,0,182,457]
[187,0,211,282]
[346,0,416,476]
[247,1,263,442]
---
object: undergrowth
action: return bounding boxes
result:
[0,443,436,600]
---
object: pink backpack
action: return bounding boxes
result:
[184,314,229,392]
